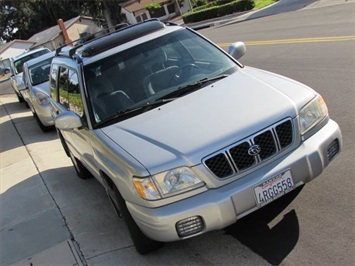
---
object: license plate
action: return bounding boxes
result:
[254,170,294,206]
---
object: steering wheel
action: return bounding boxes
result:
[169,64,199,86]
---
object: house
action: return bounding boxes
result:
[28,16,102,51]
[121,0,192,25]
[0,40,36,68]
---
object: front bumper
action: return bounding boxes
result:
[127,119,342,242]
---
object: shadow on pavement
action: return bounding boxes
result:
[0,168,73,265]
[0,100,29,117]
[0,99,57,153]
[0,164,117,265]
[225,185,304,265]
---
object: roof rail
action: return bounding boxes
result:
[80,19,166,57]
[55,22,130,58]
[54,19,169,59]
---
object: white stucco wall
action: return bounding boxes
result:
[122,0,192,24]
[0,42,35,60]
[122,8,138,24]
[180,0,192,13]
[66,18,102,41]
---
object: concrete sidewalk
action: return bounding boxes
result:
[0,94,84,266]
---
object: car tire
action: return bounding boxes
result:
[58,131,70,157]
[113,185,164,254]
[69,151,92,179]
[34,113,52,132]
[16,93,24,102]
[4,69,10,74]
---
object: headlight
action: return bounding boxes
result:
[133,167,205,200]
[35,91,50,105]
[299,95,328,135]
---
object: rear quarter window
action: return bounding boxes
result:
[57,66,84,117]
[50,64,59,100]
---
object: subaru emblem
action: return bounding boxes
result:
[248,144,261,156]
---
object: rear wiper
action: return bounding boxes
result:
[159,74,229,100]
[96,98,176,127]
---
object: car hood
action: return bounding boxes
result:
[33,81,50,95]
[101,66,316,174]
[15,72,23,79]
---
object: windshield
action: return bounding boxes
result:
[29,57,54,85]
[84,28,238,125]
[13,50,50,74]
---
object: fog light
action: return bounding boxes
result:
[327,139,340,162]
[176,216,204,237]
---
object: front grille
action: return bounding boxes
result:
[254,130,276,159]
[276,120,293,148]
[229,142,255,171]
[204,119,294,179]
[205,153,233,178]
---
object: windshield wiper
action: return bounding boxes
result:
[97,75,229,127]
[118,98,177,115]
[96,98,176,127]
[158,74,229,100]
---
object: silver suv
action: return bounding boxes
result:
[49,19,342,254]
[10,47,50,103]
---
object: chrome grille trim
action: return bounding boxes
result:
[203,118,294,179]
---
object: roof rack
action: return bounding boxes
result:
[55,22,130,58]
[55,19,169,60]
[80,19,166,57]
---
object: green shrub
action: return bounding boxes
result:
[191,0,208,8]
[145,3,162,10]
[193,0,235,12]
[215,0,235,5]
[193,4,211,11]
[183,0,254,23]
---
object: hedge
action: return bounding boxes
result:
[183,0,255,23]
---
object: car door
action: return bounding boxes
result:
[52,65,96,175]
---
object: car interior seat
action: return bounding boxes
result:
[143,66,179,96]
[31,67,45,84]
[87,74,133,122]
[142,47,179,96]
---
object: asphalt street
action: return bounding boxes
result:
[200,0,355,264]
[1,0,354,265]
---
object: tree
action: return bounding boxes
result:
[81,0,126,29]
[1,0,81,42]
[0,0,126,43]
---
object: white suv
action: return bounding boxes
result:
[49,19,342,254]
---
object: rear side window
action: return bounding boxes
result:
[59,67,70,109]
[68,70,84,117]
[50,64,59,100]
[58,66,84,117]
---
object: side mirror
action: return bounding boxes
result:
[228,42,246,60]
[55,111,82,130]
